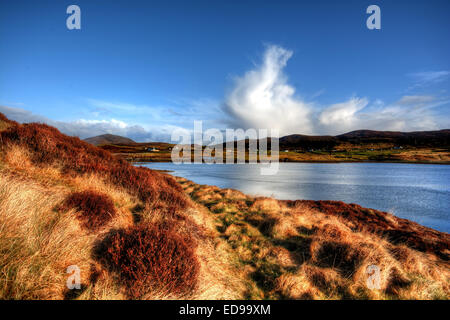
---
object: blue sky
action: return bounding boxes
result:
[0,0,449,141]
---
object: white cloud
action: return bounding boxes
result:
[319,97,368,127]
[223,45,313,135]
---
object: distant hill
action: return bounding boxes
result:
[277,129,450,150]
[279,134,338,150]
[336,129,450,147]
[84,134,136,146]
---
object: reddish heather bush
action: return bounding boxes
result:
[94,224,199,298]
[63,190,116,231]
[285,199,450,259]
[0,119,188,212]
[0,122,114,171]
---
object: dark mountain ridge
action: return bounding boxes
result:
[335,129,450,147]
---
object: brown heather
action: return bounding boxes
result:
[62,190,117,231]
[94,224,199,299]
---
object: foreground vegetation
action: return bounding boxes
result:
[0,113,448,299]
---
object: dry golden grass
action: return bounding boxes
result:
[0,174,98,299]
[390,149,450,163]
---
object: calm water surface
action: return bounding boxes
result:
[140,162,450,233]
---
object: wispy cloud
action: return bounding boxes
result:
[0,101,26,107]
[397,95,435,106]
[408,71,450,89]
[86,98,170,121]
[87,99,149,113]
[309,89,326,99]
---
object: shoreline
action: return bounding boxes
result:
[132,159,450,165]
